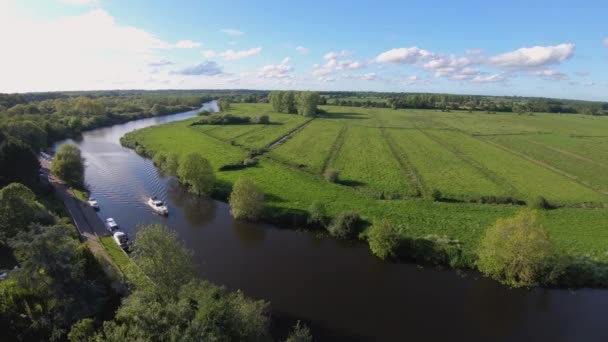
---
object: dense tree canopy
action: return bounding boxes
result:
[51,144,85,187]
[177,152,215,195]
[229,177,265,221]
[0,183,48,243]
[0,137,39,187]
[270,91,320,116]
[477,209,563,287]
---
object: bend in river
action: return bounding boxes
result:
[54,101,608,342]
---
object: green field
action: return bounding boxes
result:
[121,103,608,265]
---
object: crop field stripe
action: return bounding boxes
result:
[418,129,517,194]
[265,117,315,150]
[524,138,608,169]
[380,127,425,197]
[480,137,608,195]
[320,124,348,174]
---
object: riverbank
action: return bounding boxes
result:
[119,103,608,287]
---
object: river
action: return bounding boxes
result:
[55,101,608,341]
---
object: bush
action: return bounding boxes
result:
[528,195,550,210]
[197,109,212,116]
[250,115,269,124]
[327,211,363,239]
[476,209,562,287]
[51,143,84,187]
[242,158,257,167]
[430,189,442,201]
[229,177,264,221]
[307,202,327,228]
[323,168,339,183]
[285,321,313,342]
[368,220,400,260]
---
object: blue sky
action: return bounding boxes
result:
[1,0,607,100]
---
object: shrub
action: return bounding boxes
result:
[430,189,442,201]
[177,153,215,195]
[243,158,257,167]
[285,321,313,342]
[51,143,84,187]
[528,195,550,210]
[250,115,269,124]
[476,209,562,287]
[368,220,400,260]
[307,202,327,228]
[327,211,363,239]
[229,177,264,221]
[323,168,339,183]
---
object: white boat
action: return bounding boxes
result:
[87,197,99,210]
[147,197,169,215]
[106,218,119,232]
[112,231,129,250]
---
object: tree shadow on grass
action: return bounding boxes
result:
[337,179,366,187]
[320,112,369,120]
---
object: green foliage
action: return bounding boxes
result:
[307,201,327,227]
[295,91,320,117]
[328,211,363,239]
[229,177,264,221]
[131,224,194,295]
[193,113,271,125]
[3,120,47,150]
[528,195,550,210]
[51,143,85,187]
[68,318,96,342]
[368,219,400,259]
[477,209,563,287]
[218,98,232,111]
[323,168,339,183]
[0,183,48,242]
[285,321,313,342]
[177,152,215,195]
[0,136,40,187]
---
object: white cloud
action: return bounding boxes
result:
[360,72,376,81]
[323,50,352,60]
[603,39,608,47]
[259,57,294,79]
[319,76,336,82]
[489,43,575,69]
[470,74,506,83]
[171,61,224,76]
[296,46,309,54]
[465,49,483,55]
[147,59,174,67]
[60,0,99,5]
[220,28,244,36]
[312,59,363,76]
[174,40,201,48]
[530,69,568,81]
[200,47,261,60]
[375,47,434,64]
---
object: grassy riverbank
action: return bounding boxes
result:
[121,103,608,283]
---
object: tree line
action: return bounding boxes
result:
[269,91,320,117]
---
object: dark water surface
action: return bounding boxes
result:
[55,102,608,341]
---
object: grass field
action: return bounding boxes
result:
[121,103,608,265]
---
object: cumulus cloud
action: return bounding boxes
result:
[295,46,309,54]
[323,50,352,60]
[470,74,506,83]
[530,69,568,81]
[319,76,336,82]
[174,40,201,48]
[375,47,434,64]
[220,28,243,36]
[312,59,363,76]
[200,47,261,60]
[488,43,575,69]
[360,72,377,81]
[147,59,174,67]
[171,61,224,76]
[465,49,483,55]
[259,57,294,79]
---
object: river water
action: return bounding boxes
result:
[56,102,608,341]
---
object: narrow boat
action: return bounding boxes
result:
[105,218,119,232]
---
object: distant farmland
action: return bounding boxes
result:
[121,103,608,263]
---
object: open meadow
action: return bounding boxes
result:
[121,103,608,264]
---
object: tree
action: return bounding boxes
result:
[0,183,47,242]
[323,168,339,183]
[270,91,284,112]
[0,137,39,187]
[296,91,320,117]
[131,224,194,295]
[328,211,363,239]
[3,121,47,150]
[307,202,327,228]
[164,153,180,176]
[229,177,264,221]
[177,152,215,195]
[218,98,232,111]
[368,219,400,259]
[68,318,96,342]
[476,209,562,287]
[285,321,313,342]
[51,143,85,187]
